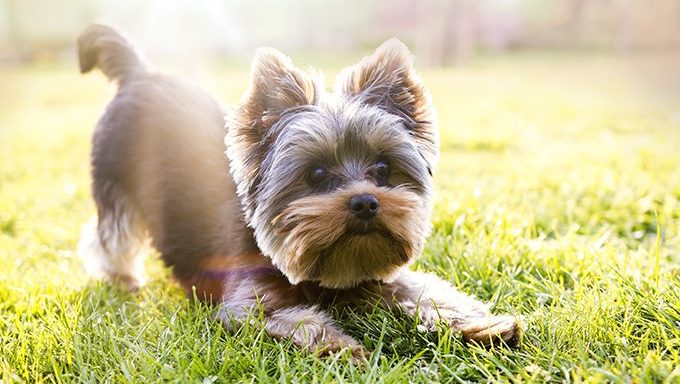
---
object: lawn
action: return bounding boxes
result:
[1,52,679,383]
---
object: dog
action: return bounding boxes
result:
[77,24,520,357]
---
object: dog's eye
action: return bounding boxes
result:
[307,166,328,185]
[375,160,390,177]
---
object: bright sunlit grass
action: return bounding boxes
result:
[1,54,679,382]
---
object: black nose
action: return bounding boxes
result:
[349,194,379,220]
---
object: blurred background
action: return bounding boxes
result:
[1,0,680,66]
[1,0,679,115]
[1,0,679,65]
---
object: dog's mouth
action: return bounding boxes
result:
[332,225,410,259]
[347,219,379,234]
[319,225,409,259]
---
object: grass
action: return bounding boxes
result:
[1,52,680,383]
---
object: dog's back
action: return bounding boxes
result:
[77,25,256,288]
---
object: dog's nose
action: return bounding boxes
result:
[349,194,379,220]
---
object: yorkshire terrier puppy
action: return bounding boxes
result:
[77,24,520,357]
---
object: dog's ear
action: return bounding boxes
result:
[241,48,316,130]
[228,48,317,222]
[335,38,438,172]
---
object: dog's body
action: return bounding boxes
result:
[78,24,519,356]
[77,25,258,294]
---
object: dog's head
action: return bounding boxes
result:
[227,39,438,288]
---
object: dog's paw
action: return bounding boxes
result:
[316,341,369,363]
[460,314,521,348]
[314,333,369,363]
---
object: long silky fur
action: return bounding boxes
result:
[80,24,521,355]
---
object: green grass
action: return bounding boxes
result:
[1,53,680,383]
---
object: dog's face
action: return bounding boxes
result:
[227,39,438,288]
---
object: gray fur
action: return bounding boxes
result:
[79,24,256,284]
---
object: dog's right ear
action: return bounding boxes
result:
[240,48,317,131]
[228,48,317,222]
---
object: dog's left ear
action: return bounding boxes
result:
[335,38,438,172]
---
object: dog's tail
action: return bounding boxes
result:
[77,24,145,82]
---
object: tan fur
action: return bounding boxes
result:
[272,181,426,288]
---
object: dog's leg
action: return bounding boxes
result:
[78,199,147,291]
[216,274,366,358]
[379,270,521,347]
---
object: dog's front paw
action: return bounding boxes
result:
[312,329,369,362]
[315,335,368,362]
[257,305,370,362]
[460,315,521,348]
